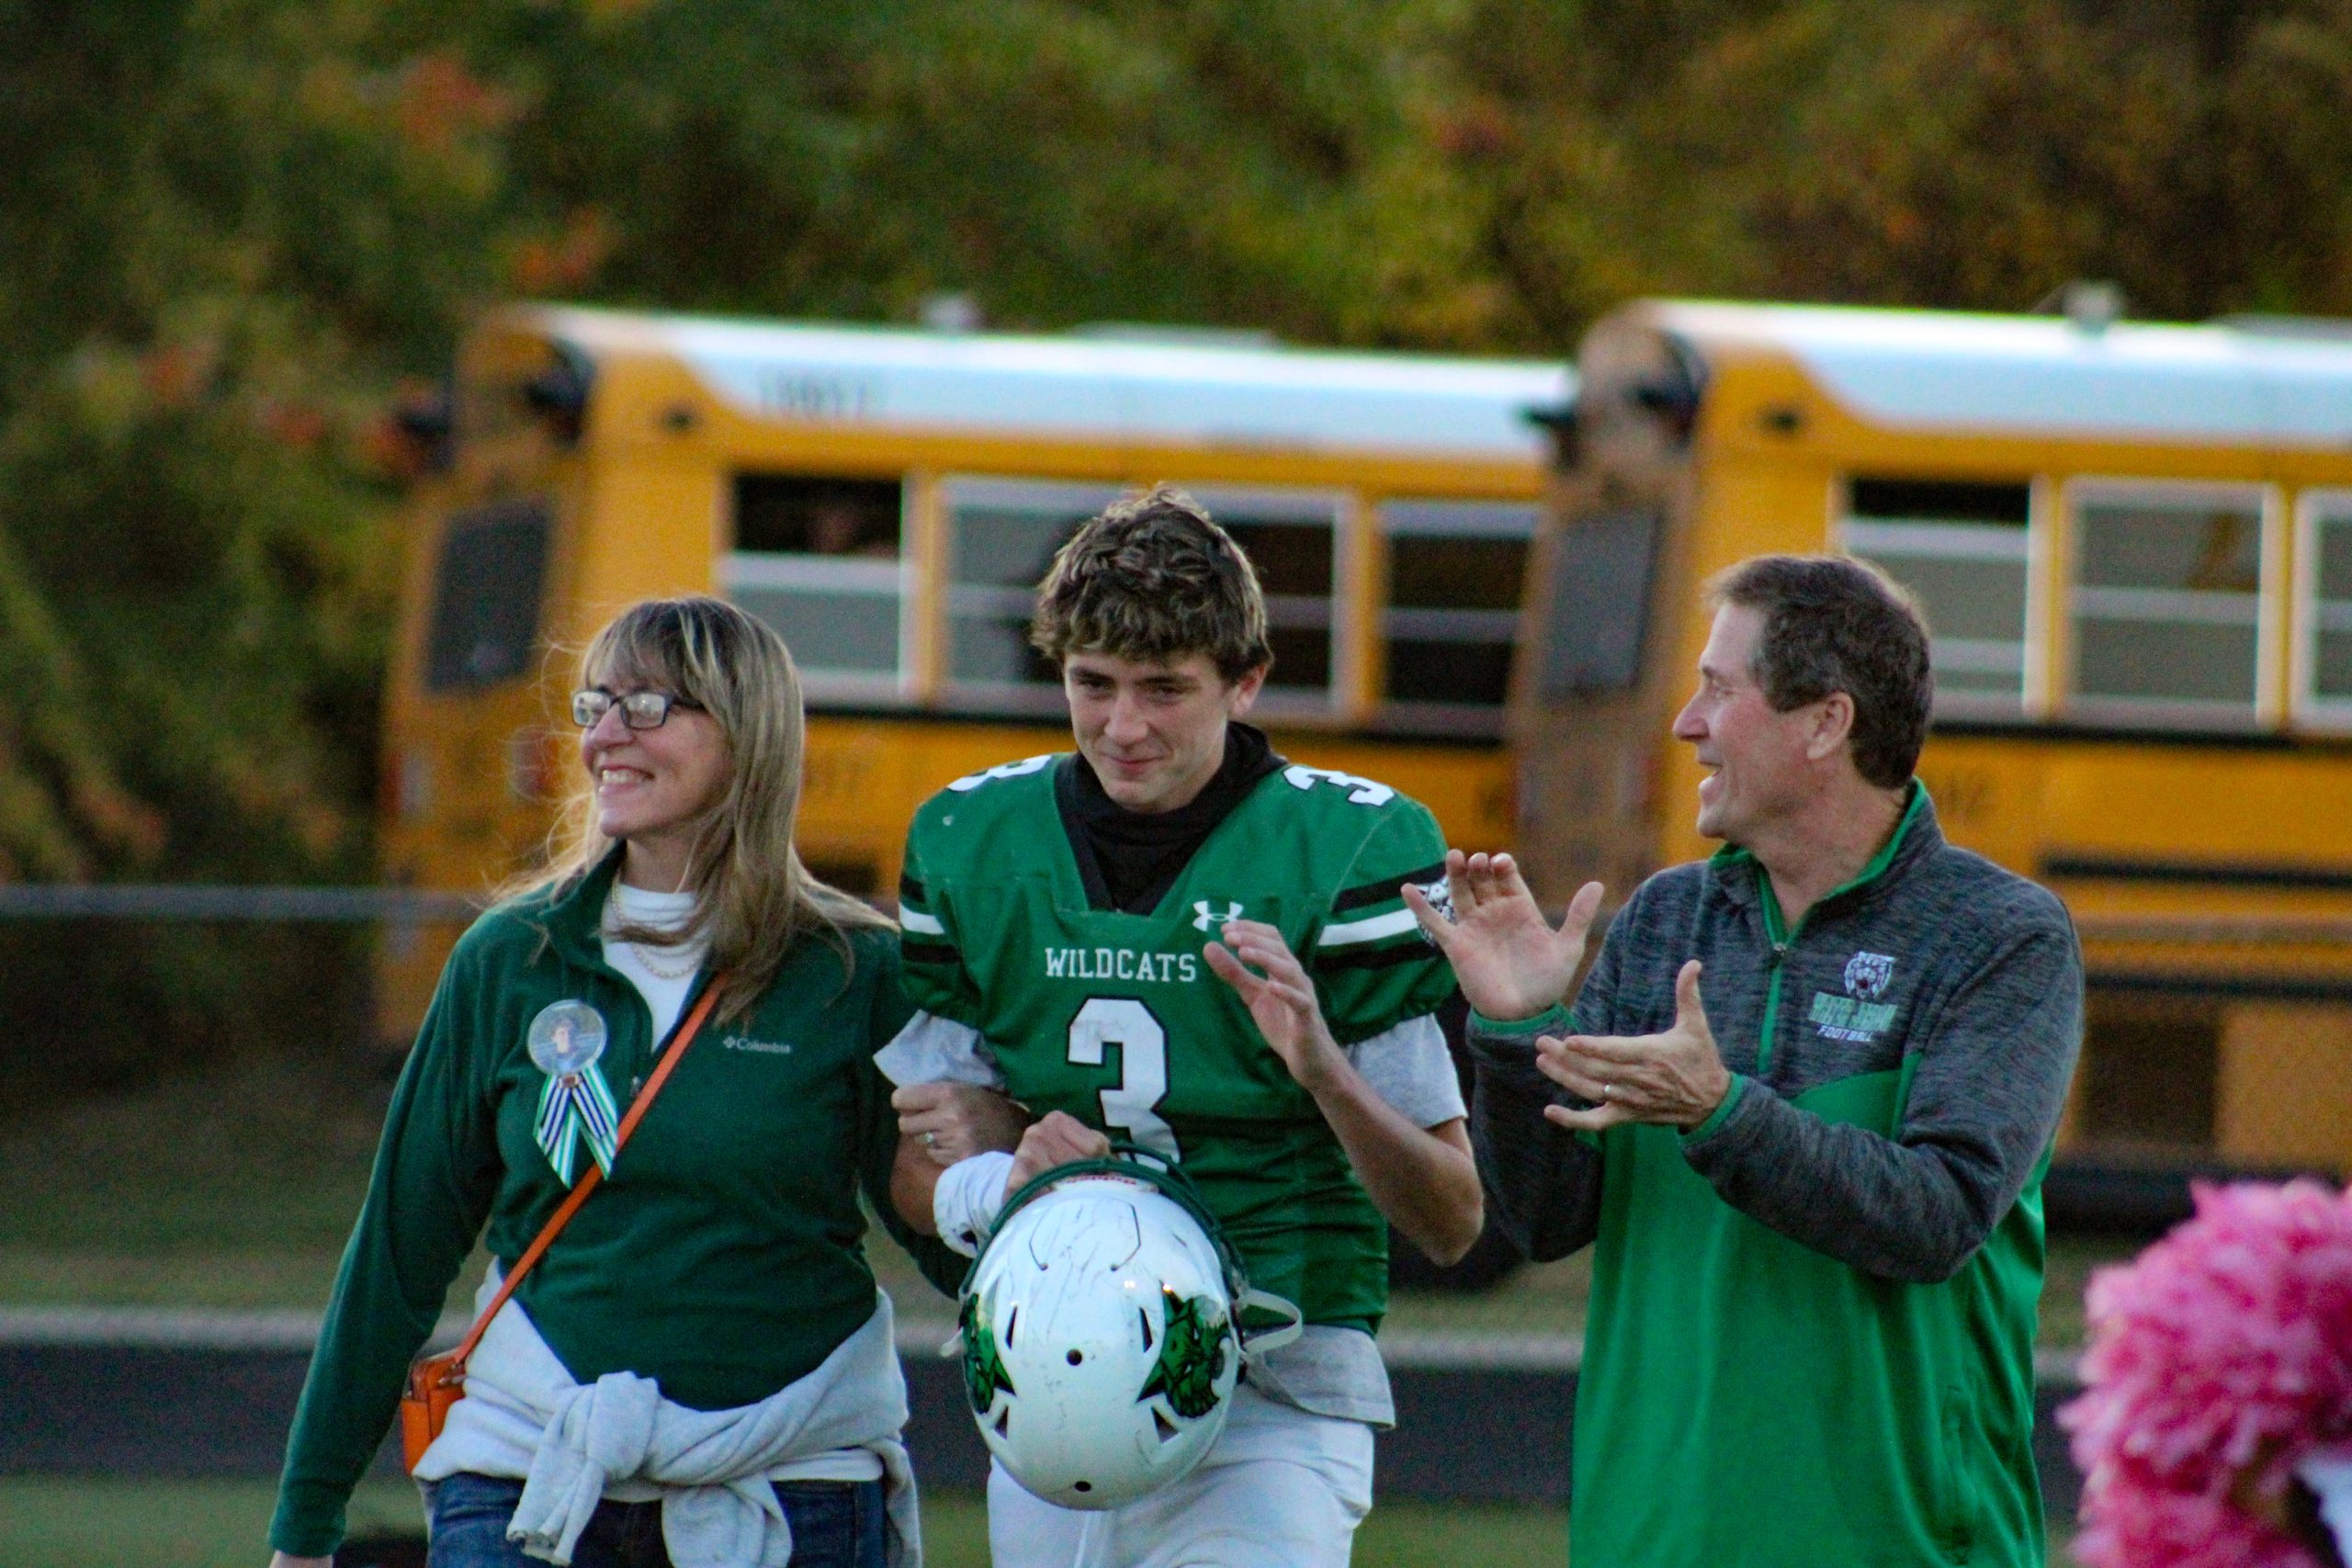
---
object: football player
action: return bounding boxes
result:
[879,485,1483,1568]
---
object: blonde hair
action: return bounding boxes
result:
[518,596,885,1023]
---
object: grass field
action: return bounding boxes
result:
[0,1045,2143,1344]
[0,1478,1571,1568]
[0,1477,2086,1566]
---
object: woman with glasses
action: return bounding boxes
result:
[267,597,950,1568]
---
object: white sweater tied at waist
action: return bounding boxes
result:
[413,1272,921,1568]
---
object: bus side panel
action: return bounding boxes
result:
[568,453,719,633]
[2217,1003,2352,1172]
[1512,463,1685,908]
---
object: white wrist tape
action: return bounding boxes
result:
[933,1151,1016,1258]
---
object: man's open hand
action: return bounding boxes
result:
[1204,919,1345,1093]
[1404,851,1603,1022]
[1536,959,1732,1132]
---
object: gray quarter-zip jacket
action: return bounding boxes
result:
[1468,784,2082,1566]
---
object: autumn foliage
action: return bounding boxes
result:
[3,0,2351,1085]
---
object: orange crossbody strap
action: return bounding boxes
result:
[444,980,726,1375]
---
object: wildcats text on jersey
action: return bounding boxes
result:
[1043,947,1201,985]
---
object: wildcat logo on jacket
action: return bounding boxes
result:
[1811,951,1900,1043]
[1843,951,1896,1001]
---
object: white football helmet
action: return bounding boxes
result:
[959,1157,1298,1510]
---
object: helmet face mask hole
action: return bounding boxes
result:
[1139,1307,1155,1350]
[1004,1305,1018,1348]
[992,1407,1012,1437]
[1073,1481,1092,1495]
[1153,1407,1181,1444]
[1066,1348,1083,1366]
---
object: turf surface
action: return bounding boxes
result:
[0,1478,1574,1568]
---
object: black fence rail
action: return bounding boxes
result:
[0,1314,2088,1518]
[0,885,479,922]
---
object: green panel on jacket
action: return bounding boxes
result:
[1572,1067,2048,1568]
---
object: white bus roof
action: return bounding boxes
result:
[1643,299,2352,448]
[524,304,1572,465]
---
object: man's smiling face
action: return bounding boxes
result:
[1671,604,1823,845]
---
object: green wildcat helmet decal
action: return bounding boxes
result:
[961,1288,1016,1416]
[1138,1286,1233,1420]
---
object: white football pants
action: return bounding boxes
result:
[984,1382,1376,1568]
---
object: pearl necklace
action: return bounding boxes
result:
[605,908,701,980]
[627,939,699,981]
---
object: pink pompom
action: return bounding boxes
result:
[2060,1179,2352,1568]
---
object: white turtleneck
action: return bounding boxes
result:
[601,883,707,1041]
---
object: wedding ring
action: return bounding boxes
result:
[1601,1083,1615,1102]
[920,1131,936,1148]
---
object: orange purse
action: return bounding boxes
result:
[399,984,723,1472]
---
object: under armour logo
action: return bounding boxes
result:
[1193,899,1245,931]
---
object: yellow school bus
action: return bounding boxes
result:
[1515,299,2352,1175]
[378,303,1571,1035]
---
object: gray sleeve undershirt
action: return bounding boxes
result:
[1344,1012,1464,1128]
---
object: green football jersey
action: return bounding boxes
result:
[899,752,1457,1333]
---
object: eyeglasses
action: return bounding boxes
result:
[571,688,705,730]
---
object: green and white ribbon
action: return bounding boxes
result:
[525,999,618,1184]
[535,1065,621,1184]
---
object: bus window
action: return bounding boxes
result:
[1192,488,1342,709]
[425,499,551,692]
[1380,500,1537,735]
[943,477,1122,710]
[2301,493,2352,719]
[2069,481,2267,723]
[1540,508,1660,699]
[1839,478,2031,718]
[724,474,906,703]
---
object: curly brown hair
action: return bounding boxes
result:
[1029,486,1272,683]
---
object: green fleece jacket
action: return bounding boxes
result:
[271,851,954,1556]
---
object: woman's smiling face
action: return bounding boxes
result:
[577,675,730,886]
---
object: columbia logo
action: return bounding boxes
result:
[721,1034,794,1056]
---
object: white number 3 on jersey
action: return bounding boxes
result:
[1282,763,1394,806]
[1066,998,1180,1159]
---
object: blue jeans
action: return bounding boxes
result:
[422,1471,888,1568]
